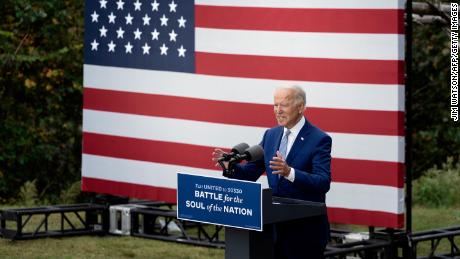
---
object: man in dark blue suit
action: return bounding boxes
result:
[213,85,332,259]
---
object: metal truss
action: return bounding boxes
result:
[1,202,458,259]
[325,227,460,259]
[409,226,460,258]
[130,206,225,248]
[0,204,108,240]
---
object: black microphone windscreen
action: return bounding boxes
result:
[244,145,264,162]
[231,143,250,155]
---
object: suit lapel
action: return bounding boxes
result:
[270,127,284,185]
[273,127,284,154]
[286,119,312,164]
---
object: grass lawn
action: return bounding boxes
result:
[0,206,458,258]
[0,235,224,259]
[412,205,460,231]
[410,205,460,257]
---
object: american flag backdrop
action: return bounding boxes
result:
[82,0,405,228]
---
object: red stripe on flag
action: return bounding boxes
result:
[308,108,404,136]
[83,88,404,136]
[83,88,274,127]
[83,132,217,170]
[196,52,405,85]
[196,5,404,34]
[332,158,404,188]
[81,177,403,228]
[82,132,404,187]
[82,177,177,203]
[327,207,404,228]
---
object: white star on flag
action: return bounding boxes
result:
[169,30,177,42]
[91,11,99,23]
[134,28,142,39]
[142,43,151,55]
[91,39,99,51]
[99,0,107,9]
[143,14,151,25]
[169,0,177,12]
[151,29,160,40]
[116,0,124,10]
[116,27,125,38]
[160,43,168,55]
[134,0,142,11]
[160,15,168,26]
[99,25,108,37]
[177,16,186,28]
[124,42,133,53]
[177,45,186,57]
[107,41,116,52]
[125,13,133,25]
[151,0,159,11]
[108,12,116,23]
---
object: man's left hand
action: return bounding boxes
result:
[269,151,291,177]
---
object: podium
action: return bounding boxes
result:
[176,173,326,259]
[225,188,326,259]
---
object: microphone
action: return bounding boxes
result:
[222,144,264,178]
[218,143,250,162]
[229,145,264,163]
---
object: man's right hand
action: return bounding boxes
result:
[212,148,229,169]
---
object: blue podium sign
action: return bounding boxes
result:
[177,173,263,231]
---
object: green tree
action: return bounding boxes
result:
[0,0,84,202]
[412,19,460,178]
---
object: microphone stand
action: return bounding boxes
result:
[219,158,239,178]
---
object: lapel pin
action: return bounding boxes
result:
[301,137,304,141]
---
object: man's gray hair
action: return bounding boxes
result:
[292,85,306,106]
[278,85,306,106]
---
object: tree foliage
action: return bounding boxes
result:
[0,1,458,203]
[412,20,460,178]
[0,0,84,202]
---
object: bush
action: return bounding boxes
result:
[59,180,82,204]
[18,179,38,206]
[413,157,460,207]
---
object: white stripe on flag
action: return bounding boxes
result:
[327,182,404,214]
[82,154,269,188]
[83,109,405,162]
[196,28,404,61]
[82,154,402,214]
[195,0,405,9]
[84,65,405,112]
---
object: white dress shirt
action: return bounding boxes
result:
[282,116,305,182]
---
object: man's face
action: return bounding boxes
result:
[273,88,304,129]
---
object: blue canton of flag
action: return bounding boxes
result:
[84,0,195,73]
